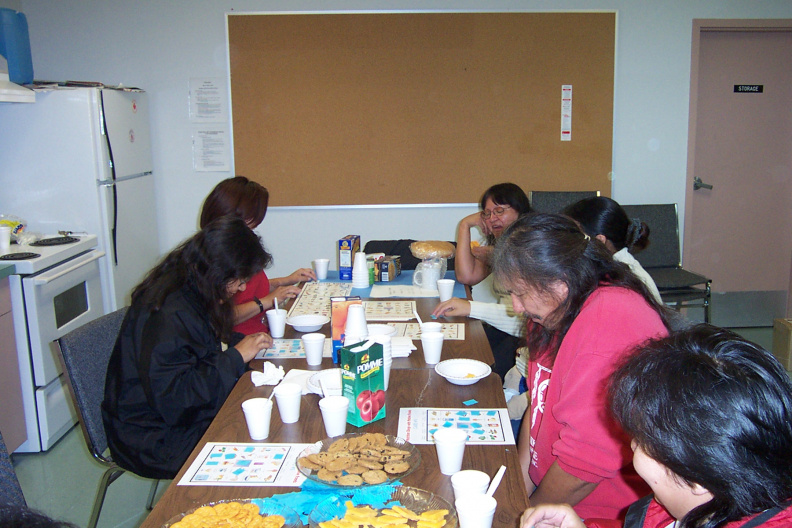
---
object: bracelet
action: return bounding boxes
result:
[253,298,265,313]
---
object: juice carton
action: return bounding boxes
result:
[330,296,362,363]
[338,235,361,281]
[340,340,385,426]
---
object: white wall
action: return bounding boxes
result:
[9,0,792,279]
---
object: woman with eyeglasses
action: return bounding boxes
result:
[433,182,532,380]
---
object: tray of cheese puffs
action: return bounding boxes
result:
[309,486,457,528]
[296,432,420,488]
[162,498,302,528]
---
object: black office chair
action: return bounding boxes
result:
[0,430,26,507]
[622,204,712,322]
[530,190,600,213]
[363,239,457,271]
[56,307,159,528]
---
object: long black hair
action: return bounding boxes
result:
[610,324,792,528]
[492,213,671,362]
[131,215,272,342]
[563,196,650,253]
[479,183,532,245]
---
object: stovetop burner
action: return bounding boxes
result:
[0,252,41,260]
[31,236,80,247]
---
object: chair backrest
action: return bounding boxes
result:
[0,430,26,506]
[363,239,456,271]
[621,204,681,268]
[56,307,128,462]
[530,190,600,213]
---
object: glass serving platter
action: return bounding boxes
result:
[308,485,458,528]
[296,433,420,488]
[162,498,302,528]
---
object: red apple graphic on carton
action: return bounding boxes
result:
[356,389,386,422]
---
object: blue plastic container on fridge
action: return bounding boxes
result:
[0,8,33,84]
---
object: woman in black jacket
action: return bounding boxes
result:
[102,216,273,479]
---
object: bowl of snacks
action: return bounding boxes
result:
[296,432,420,488]
[434,359,491,386]
[163,498,302,528]
[287,314,330,332]
[309,485,457,528]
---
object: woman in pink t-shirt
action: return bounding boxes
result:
[200,176,316,335]
[491,213,672,520]
[521,324,792,528]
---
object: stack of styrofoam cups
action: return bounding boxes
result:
[344,304,368,345]
[352,251,370,288]
[369,334,392,389]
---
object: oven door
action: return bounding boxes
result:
[22,249,106,387]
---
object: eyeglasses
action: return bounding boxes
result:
[480,205,512,219]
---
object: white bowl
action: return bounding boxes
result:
[367,323,398,337]
[286,314,330,332]
[307,369,343,396]
[434,359,491,386]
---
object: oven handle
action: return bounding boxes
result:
[31,251,106,285]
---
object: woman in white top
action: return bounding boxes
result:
[434,183,532,379]
[563,196,662,304]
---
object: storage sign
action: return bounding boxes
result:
[734,85,763,93]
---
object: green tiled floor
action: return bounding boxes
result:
[12,426,167,528]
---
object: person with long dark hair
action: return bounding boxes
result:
[563,196,661,303]
[520,324,792,528]
[433,183,532,379]
[492,213,671,520]
[200,176,315,335]
[102,216,273,479]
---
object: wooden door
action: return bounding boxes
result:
[684,21,792,326]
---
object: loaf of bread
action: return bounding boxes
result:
[410,240,455,259]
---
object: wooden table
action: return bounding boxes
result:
[138,300,525,528]
[266,297,495,372]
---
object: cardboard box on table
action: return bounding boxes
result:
[338,235,361,281]
[772,318,792,371]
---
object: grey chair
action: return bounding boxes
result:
[0,430,26,507]
[621,204,712,322]
[530,190,600,213]
[56,307,159,528]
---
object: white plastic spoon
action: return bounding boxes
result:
[486,465,506,497]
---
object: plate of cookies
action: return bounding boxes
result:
[308,485,458,528]
[296,432,420,487]
[162,498,302,528]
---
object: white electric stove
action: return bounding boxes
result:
[5,234,108,452]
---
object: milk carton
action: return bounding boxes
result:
[340,340,385,427]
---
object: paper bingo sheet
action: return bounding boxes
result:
[363,300,416,321]
[255,338,333,359]
[178,442,311,486]
[387,322,465,340]
[287,282,353,318]
[397,408,515,445]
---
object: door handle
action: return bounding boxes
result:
[693,177,713,191]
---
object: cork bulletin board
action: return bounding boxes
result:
[228,12,615,206]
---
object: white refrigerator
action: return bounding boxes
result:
[0,86,160,312]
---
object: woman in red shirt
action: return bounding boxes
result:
[200,176,316,334]
[492,213,672,519]
[521,324,792,528]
